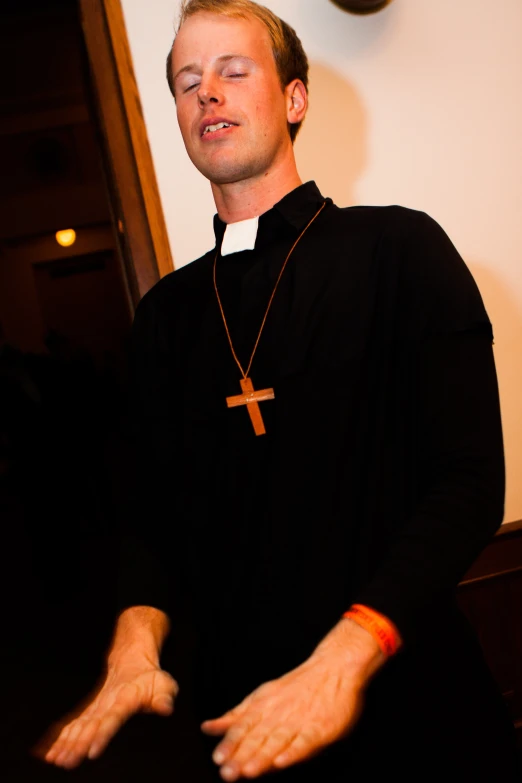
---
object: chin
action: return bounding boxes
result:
[197,159,265,186]
[188,145,272,186]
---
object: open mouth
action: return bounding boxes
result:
[201,121,237,137]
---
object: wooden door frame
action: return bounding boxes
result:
[79,0,174,306]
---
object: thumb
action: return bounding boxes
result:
[201,690,255,728]
[149,674,179,715]
[150,693,175,715]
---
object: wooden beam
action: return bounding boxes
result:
[79,0,174,305]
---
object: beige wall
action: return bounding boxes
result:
[121,0,522,523]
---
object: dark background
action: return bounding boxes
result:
[0,1,168,779]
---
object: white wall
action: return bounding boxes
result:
[120,0,522,523]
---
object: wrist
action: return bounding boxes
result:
[107,606,170,669]
[310,616,385,687]
[107,639,160,671]
[343,604,402,658]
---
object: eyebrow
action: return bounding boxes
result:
[173,54,255,83]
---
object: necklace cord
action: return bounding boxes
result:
[213,199,327,379]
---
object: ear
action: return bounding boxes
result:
[285,79,308,128]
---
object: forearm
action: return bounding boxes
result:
[356,333,504,641]
[118,295,180,621]
[107,605,171,668]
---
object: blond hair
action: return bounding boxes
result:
[166,0,309,142]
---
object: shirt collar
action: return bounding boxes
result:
[213,181,326,252]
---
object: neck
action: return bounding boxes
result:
[211,156,302,224]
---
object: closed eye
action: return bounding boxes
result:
[183,82,200,93]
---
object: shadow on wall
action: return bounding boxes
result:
[295,61,368,209]
[468,260,522,524]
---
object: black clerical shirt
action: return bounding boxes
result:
[121,182,515,780]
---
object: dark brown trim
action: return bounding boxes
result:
[496,519,522,537]
[460,520,522,586]
[79,0,173,305]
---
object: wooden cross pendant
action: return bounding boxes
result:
[226,377,275,436]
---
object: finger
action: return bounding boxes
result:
[44,711,89,760]
[32,721,63,762]
[73,698,102,722]
[52,715,106,766]
[240,727,300,778]
[45,718,80,762]
[45,688,112,763]
[47,689,118,765]
[272,727,323,769]
[45,734,69,763]
[54,719,102,770]
[220,725,295,780]
[60,716,93,748]
[201,693,254,733]
[200,715,235,735]
[55,688,138,767]
[211,713,263,766]
[85,699,137,760]
[201,710,239,734]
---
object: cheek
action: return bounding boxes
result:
[253,99,277,135]
[176,104,193,142]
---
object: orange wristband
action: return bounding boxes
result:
[342,604,401,657]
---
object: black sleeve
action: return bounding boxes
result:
[354,211,505,643]
[115,290,176,619]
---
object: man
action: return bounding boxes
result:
[44,1,519,780]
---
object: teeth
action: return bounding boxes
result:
[204,122,232,134]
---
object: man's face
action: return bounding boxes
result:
[171,12,295,186]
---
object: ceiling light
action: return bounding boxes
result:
[55,229,76,247]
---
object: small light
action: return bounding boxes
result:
[56,229,76,247]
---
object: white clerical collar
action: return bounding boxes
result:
[221,216,259,256]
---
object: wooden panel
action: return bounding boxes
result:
[458,520,522,749]
[461,520,522,584]
[79,0,173,305]
[103,0,174,280]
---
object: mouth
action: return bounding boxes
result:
[200,119,238,138]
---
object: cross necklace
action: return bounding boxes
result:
[213,199,327,436]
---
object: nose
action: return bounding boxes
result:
[197,75,223,108]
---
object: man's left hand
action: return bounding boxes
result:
[200,617,385,781]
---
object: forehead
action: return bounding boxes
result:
[172,11,275,71]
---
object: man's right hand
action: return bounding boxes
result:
[39,606,176,769]
[42,655,179,769]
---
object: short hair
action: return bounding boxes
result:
[166,0,309,142]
